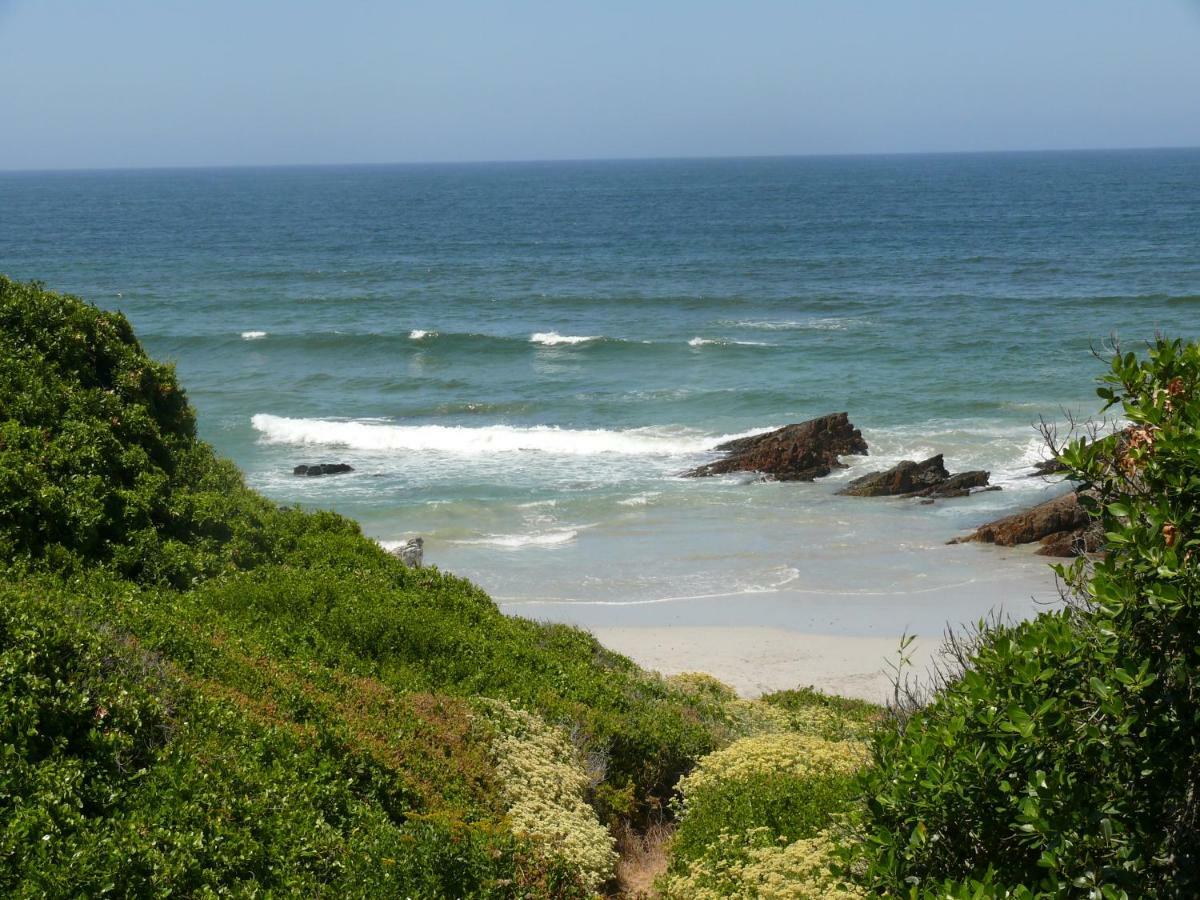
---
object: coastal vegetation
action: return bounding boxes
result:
[854,337,1200,897]
[3,274,1196,898]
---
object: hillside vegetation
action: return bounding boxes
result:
[5,275,1195,898]
[0,276,718,896]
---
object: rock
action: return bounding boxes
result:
[682,413,868,481]
[293,463,354,476]
[389,537,424,568]
[837,454,991,499]
[1036,528,1103,557]
[1028,457,1068,477]
[949,491,1098,557]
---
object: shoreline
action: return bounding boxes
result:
[498,543,1062,701]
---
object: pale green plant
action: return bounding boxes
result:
[676,732,864,806]
[479,698,617,891]
[661,828,863,899]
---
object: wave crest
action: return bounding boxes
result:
[250,413,753,456]
[530,331,601,346]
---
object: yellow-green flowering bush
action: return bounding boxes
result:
[667,671,739,702]
[661,828,862,899]
[719,698,794,737]
[677,732,864,804]
[480,699,617,891]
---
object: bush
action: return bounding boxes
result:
[661,690,875,898]
[857,338,1200,897]
[661,828,862,900]
[480,699,617,890]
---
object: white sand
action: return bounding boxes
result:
[593,625,937,702]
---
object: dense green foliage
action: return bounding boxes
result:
[661,681,876,899]
[858,338,1200,898]
[0,277,736,896]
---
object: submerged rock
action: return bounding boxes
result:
[682,412,868,481]
[949,490,1100,557]
[389,537,424,568]
[836,454,991,499]
[293,463,354,476]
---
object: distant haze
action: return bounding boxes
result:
[1,0,1198,170]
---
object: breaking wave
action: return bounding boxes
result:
[251,413,763,457]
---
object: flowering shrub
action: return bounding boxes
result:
[480,699,617,890]
[759,687,881,741]
[676,732,863,803]
[661,828,862,899]
[666,728,868,896]
[719,698,793,737]
[668,671,739,702]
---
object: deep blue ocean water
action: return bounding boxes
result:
[3,151,1198,633]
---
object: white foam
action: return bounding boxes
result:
[530,331,601,346]
[241,330,267,340]
[452,529,579,549]
[618,491,661,507]
[409,329,436,340]
[251,413,760,457]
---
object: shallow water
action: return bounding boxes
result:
[3,151,1197,635]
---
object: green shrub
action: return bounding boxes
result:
[661,828,862,900]
[857,338,1200,897]
[480,699,617,890]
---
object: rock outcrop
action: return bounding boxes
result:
[837,454,992,499]
[682,413,868,481]
[949,490,1100,557]
[389,537,424,568]
[293,463,354,476]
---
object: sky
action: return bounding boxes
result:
[1,0,1198,170]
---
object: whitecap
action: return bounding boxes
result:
[451,529,579,549]
[241,330,267,340]
[530,331,601,346]
[409,329,436,340]
[250,413,766,457]
[618,491,661,507]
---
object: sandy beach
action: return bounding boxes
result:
[593,625,931,701]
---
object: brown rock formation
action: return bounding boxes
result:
[683,412,868,481]
[837,454,991,499]
[950,490,1100,557]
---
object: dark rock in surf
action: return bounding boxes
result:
[293,463,354,476]
[682,413,868,481]
[1028,457,1069,477]
[836,454,991,499]
[948,490,1100,557]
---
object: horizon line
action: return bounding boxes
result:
[2,143,1198,176]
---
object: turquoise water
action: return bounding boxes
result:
[3,151,1198,634]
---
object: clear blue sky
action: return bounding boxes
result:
[1,0,1198,169]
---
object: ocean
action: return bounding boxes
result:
[3,150,1198,638]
